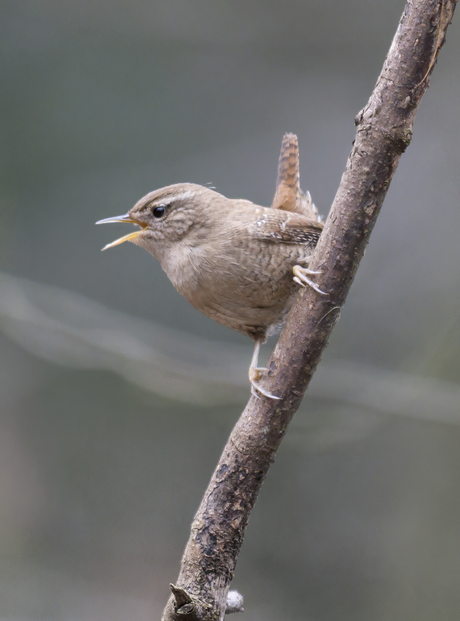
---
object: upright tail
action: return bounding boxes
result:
[271,133,321,222]
[271,133,300,213]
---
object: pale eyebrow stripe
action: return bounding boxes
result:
[169,190,195,203]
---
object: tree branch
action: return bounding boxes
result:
[161,1,457,619]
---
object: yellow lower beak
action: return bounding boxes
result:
[96,214,145,251]
[101,230,142,251]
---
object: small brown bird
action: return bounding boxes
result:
[97,134,324,398]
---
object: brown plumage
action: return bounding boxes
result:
[97,134,324,398]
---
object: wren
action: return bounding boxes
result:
[97,134,324,399]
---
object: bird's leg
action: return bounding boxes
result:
[249,340,281,400]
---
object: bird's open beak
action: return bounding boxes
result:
[96,214,146,251]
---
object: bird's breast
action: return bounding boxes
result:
[159,237,302,339]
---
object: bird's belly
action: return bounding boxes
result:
[182,264,297,340]
[163,239,307,340]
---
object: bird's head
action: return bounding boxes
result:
[96,183,224,258]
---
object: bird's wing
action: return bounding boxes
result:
[248,211,323,247]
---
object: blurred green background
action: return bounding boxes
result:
[1,1,460,619]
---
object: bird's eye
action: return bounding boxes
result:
[153,204,166,219]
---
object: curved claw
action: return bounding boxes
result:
[248,340,281,400]
[249,371,281,400]
[299,268,322,275]
[293,265,327,295]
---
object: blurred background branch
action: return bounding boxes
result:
[2,271,460,424]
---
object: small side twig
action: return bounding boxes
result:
[168,584,244,619]
[161,1,457,619]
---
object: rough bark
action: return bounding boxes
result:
[161,1,457,619]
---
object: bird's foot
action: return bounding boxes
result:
[293,265,327,295]
[249,367,281,400]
